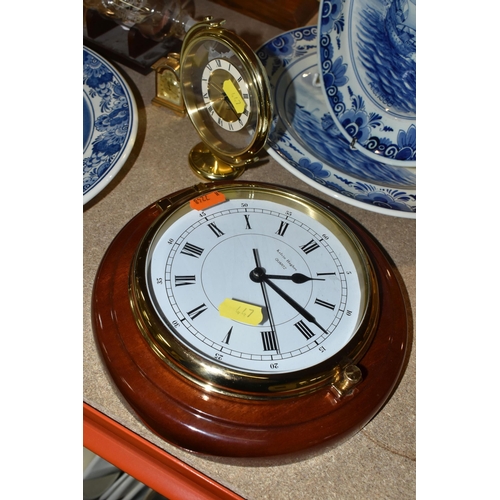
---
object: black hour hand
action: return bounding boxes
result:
[265,273,325,284]
[250,264,328,335]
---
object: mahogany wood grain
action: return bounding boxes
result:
[92,182,409,458]
[207,0,320,31]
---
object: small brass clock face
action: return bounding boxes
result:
[151,54,186,115]
[200,58,251,132]
[130,183,379,398]
[158,68,182,105]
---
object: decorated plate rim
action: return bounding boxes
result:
[318,0,416,167]
[257,26,416,219]
[83,46,138,205]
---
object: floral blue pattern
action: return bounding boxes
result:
[319,0,416,166]
[257,26,416,218]
[83,47,137,204]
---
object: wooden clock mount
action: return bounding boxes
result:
[91,182,409,458]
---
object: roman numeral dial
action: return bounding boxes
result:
[201,58,251,132]
[300,239,320,254]
[146,190,364,378]
[180,242,204,258]
[295,320,315,340]
[208,222,224,237]
[175,275,196,286]
[186,303,208,320]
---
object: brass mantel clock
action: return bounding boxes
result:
[179,18,272,180]
[151,54,186,116]
[92,181,408,458]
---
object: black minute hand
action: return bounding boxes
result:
[250,264,329,335]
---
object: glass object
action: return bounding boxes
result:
[83,0,196,42]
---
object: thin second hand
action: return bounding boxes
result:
[253,249,280,354]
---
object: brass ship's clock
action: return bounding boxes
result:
[92,181,408,458]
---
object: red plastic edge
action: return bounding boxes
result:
[83,402,243,500]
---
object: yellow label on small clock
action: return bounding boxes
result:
[219,298,263,325]
[223,79,246,114]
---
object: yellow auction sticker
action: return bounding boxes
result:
[223,79,246,114]
[219,298,263,325]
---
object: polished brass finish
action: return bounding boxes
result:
[331,364,363,397]
[188,142,247,180]
[151,53,186,116]
[180,19,272,180]
[129,182,380,400]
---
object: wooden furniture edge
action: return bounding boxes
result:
[83,402,244,500]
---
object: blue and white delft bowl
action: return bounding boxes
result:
[318,0,416,167]
[83,47,138,205]
[257,26,416,218]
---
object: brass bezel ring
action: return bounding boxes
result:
[129,182,380,400]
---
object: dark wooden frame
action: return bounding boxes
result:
[92,182,409,458]
[208,0,320,31]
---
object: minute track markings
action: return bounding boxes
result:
[162,203,354,363]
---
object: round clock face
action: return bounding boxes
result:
[200,58,250,132]
[180,24,271,160]
[132,185,376,396]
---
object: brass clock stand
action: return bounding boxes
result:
[188,142,263,180]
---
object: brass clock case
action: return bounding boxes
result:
[151,53,186,116]
[129,182,379,399]
[179,19,272,180]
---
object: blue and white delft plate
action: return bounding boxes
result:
[318,0,416,167]
[257,26,416,218]
[83,47,138,205]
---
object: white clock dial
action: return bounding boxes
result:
[144,190,369,376]
[201,58,251,132]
